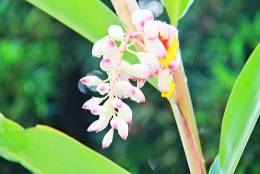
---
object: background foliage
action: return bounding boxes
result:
[0,0,260,173]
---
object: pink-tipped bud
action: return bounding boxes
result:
[110,117,119,129]
[80,75,102,87]
[92,37,106,58]
[129,87,146,103]
[118,103,133,124]
[87,117,110,132]
[114,81,135,99]
[90,106,103,115]
[82,97,103,110]
[112,98,123,109]
[117,118,129,140]
[108,25,124,41]
[96,83,110,95]
[131,9,154,30]
[102,128,114,148]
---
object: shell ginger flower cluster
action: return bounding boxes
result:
[80,9,180,148]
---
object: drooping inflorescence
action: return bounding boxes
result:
[80,9,180,148]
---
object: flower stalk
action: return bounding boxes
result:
[110,0,206,173]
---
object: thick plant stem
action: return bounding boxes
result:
[171,57,206,174]
[169,98,205,173]
[111,0,206,173]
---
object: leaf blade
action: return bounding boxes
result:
[209,43,260,174]
[0,114,130,174]
[26,0,121,42]
[162,0,194,26]
[209,156,222,174]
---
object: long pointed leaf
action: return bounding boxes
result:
[209,43,260,174]
[0,113,129,174]
[26,0,121,42]
[162,0,194,26]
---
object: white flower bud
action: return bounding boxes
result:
[114,81,134,98]
[118,103,132,124]
[102,128,114,148]
[92,36,117,58]
[90,105,104,115]
[80,75,102,87]
[129,87,146,103]
[108,25,124,41]
[158,69,173,92]
[96,83,110,95]
[144,20,159,40]
[145,38,166,58]
[110,117,119,129]
[111,98,123,109]
[127,64,151,79]
[117,118,128,140]
[92,37,106,58]
[87,116,110,133]
[82,97,103,110]
[131,9,154,30]
[137,52,160,72]
[100,57,115,72]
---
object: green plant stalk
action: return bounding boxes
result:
[111,0,206,173]
[168,97,204,173]
[170,57,206,174]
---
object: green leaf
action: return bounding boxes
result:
[0,113,129,174]
[209,43,260,174]
[209,156,222,174]
[162,0,194,26]
[26,0,121,42]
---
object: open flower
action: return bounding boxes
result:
[131,9,180,98]
[81,8,181,148]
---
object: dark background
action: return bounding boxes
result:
[0,0,260,173]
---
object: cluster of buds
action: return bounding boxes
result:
[80,9,180,148]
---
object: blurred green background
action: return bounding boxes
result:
[0,0,260,173]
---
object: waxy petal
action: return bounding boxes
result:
[102,128,114,148]
[82,97,103,110]
[117,118,129,140]
[112,98,123,109]
[96,83,110,95]
[158,69,173,92]
[80,75,102,87]
[92,36,117,58]
[92,37,106,58]
[108,25,124,41]
[100,57,115,72]
[87,117,110,132]
[131,9,154,30]
[129,87,146,103]
[90,105,104,115]
[114,81,135,98]
[127,64,150,79]
[110,117,119,129]
[144,20,159,40]
[145,38,166,58]
[118,103,133,124]
[137,52,160,72]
